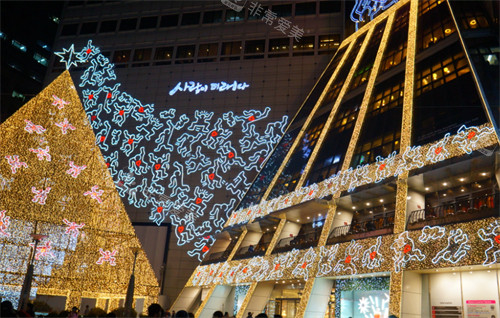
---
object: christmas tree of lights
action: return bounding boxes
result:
[0,71,158,309]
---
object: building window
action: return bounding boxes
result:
[139,16,158,29]
[33,52,48,66]
[80,22,97,34]
[119,18,137,31]
[451,1,491,30]
[113,50,131,63]
[272,4,292,17]
[415,50,470,97]
[203,10,222,24]
[225,9,245,22]
[351,77,404,167]
[61,23,78,36]
[12,91,26,101]
[293,36,315,56]
[37,40,50,51]
[245,40,265,54]
[318,34,340,54]
[154,47,173,65]
[181,12,200,26]
[417,1,456,53]
[319,1,341,14]
[176,45,195,63]
[11,40,26,52]
[133,48,152,61]
[160,14,178,27]
[269,38,290,53]
[295,2,316,16]
[99,20,117,33]
[198,43,218,62]
[221,41,241,60]
[379,5,410,73]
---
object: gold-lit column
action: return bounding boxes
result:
[296,27,375,188]
[262,41,356,201]
[265,218,287,256]
[340,13,396,172]
[317,200,338,247]
[391,0,419,316]
[295,276,318,318]
[227,228,248,261]
[95,298,108,311]
[194,285,217,317]
[235,282,258,318]
[393,0,418,233]
[109,299,120,312]
[65,290,82,310]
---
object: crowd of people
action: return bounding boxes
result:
[1,300,282,318]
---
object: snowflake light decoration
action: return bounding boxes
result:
[83,185,104,203]
[96,248,117,266]
[29,240,55,261]
[62,219,85,238]
[0,210,11,237]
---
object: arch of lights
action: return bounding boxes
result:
[54,41,288,260]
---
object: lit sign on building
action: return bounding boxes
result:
[351,0,399,30]
[169,81,250,96]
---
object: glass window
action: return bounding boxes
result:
[225,9,245,22]
[99,20,117,33]
[119,18,137,31]
[203,10,222,24]
[139,16,157,29]
[221,41,242,55]
[269,38,290,53]
[319,34,340,52]
[11,40,26,52]
[133,48,152,61]
[181,12,200,25]
[80,22,97,34]
[417,1,456,53]
[320,1,341,14]
[295,2,316,16]
[61,23,78,36]
[113,50,131,63]
[379,5,410,74]
[176,45,195,59]
[272,4,292,17]
[293,36,314,51]
[33,52,48,66]
[154,47,173,60]
[160,14,178,27]
[198,43,218,57]
[245,40,265,54]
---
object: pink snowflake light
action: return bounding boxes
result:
[54,118,76,134]
[31,187,51,205]
[63,218,85,238]
[96,248,117,266]
[29,146,51,161]
[83,185,104,203]
[52,95,70,109]
[29,240,54,260]
[4,155,28,174]
[66,161,87,178]
[24,120,46,134]
[0,210,11,237]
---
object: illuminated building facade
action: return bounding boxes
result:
[46,0,350,309]
[177,0,500,317]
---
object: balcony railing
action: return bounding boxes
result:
[201,249,231,265]
[232,242,270,260]
[407,192,499,230]
[272,230,321,254]
[327,211,395,244]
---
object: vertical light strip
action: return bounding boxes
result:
[296,27,376,188]
[445,0,500,143]
[317,199,339,247]
[389,271,403,316]
[295,277,317,318]
[235,282,258,318]
[194,285,217,317]
[265,218,287,256]
[340,13,396,172]
[261,40,356,201]
[227,228,248,260]
[393,0,419,235]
